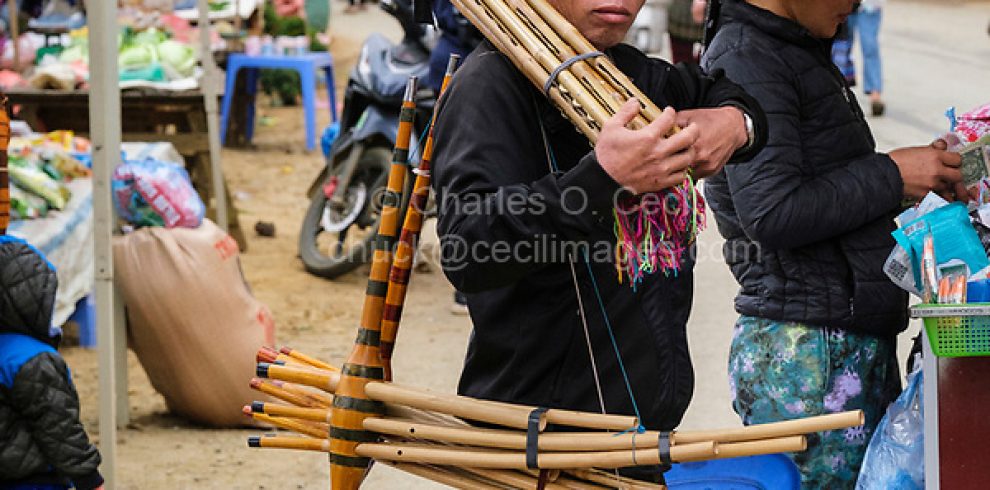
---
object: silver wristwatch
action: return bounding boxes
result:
[742,112,755,150]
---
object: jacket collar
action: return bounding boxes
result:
[720,0,830,51]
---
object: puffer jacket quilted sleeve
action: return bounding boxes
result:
[704,34,904,250]
[11,352,103,489]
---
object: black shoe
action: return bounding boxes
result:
[871,100,885,117]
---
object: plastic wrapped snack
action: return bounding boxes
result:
[7,157,70,210]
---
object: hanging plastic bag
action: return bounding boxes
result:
[856,364,924,489]
[112,158,205,228]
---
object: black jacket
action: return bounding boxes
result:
[0,236,103,489]
[702,0,908,336]
[432,41,766,438]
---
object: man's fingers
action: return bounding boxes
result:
[954,182,972,202]
[940,150,962,167]
[675,109,698,129]
[606,98,642,130]
[648,106,678,138]
[938,164,963,184]
[931,138,949,151]
[663,123,700,155]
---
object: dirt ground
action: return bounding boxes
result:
[60,17,468,490]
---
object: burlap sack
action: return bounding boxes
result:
[114,219,275,427]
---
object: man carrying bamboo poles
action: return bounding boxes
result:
[430,0,767,482]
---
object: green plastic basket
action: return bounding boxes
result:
[911,304,990,358]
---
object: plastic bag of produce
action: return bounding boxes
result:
[112,158,205,228]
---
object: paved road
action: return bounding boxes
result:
[333,0,990,486]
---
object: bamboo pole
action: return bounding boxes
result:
[365,410,862,452]
[256,363,339,394]
[474,0,612,129]
[521,0,662,122]
[385,404,472,429]
[256,346,309,367]
[329,77,419,490]
[355,440,717,470]
[673,410,864,445]
[251,401,334,424]
[365,382,637,431]
[279,346,339,372]
[380,54,460,376]
[365,382,547,431]
[248,435,330,452]
[707,436,807,461]
[250,378,333,409]
[453,0,599,142]
[242,407,329,439]
[0,95,9,235]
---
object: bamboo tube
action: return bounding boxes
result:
[256,346,311,368]
[248,435,330,452]
[251,401,334,424]
[242,406,329,439]
[498,0,649,130]
[454,0,599,142]
[366,382,638,432]
[706,436,807,461]
[365,382,547,431]
[279,380,335,408]
[565,469,658,490]
[380,54,461,375]
[673,410,864,445]
[330,77,419,490]
[385,404,472,429]
[383,462,507,490]
[474,0,611,129]
[364,417,644,452]
[250,378,325,408]
[256,363,339,394]
[522,0,662,122]
[355,440,717,469]
[279,346,339,372]
[0,95,9,235]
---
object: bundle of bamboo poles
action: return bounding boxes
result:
[245,344,864,489]
[450,0,666,143]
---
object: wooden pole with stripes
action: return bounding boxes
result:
[0,95,10,235]
[328,77,419,490]
[380,55,461,379]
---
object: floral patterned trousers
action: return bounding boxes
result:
[728,316,901,489]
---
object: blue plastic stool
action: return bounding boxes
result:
[67,295,96,348]
[220,52,338,151]
[665,454,801,489]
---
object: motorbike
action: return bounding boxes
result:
[299,0,436,278]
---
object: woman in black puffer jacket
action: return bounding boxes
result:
[702,0,964,487]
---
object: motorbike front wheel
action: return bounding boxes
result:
[298,146,409,279]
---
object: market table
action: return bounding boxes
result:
[5,87,247,249]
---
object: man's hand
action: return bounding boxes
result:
[675,106,748,179]
[889,145,966,201]
[595,100,700,194]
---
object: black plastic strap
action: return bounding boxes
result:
[658,431,672,472]
[543,52,604,95]
[526,407,549,469]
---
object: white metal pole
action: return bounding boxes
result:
[197,0,229,232]
[88,1,121,486]
[923,330,940,490]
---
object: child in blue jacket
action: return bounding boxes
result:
[0,236,103,490]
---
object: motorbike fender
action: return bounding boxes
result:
[305,108,399,199]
